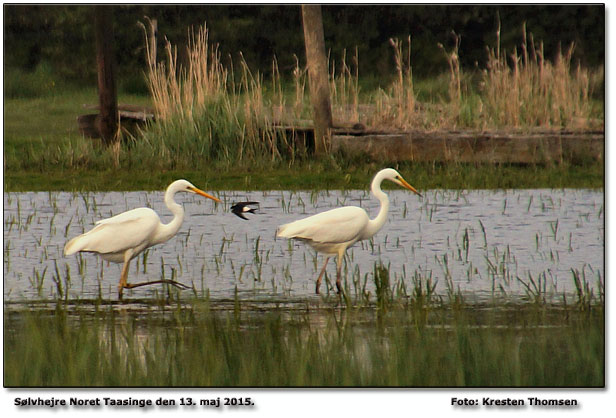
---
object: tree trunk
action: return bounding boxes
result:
[301,5,332,155]
[94,6,119,146]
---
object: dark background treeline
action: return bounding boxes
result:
[4,4,604,87]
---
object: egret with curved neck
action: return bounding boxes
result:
[276,168,421,294]
[64,179,221,299]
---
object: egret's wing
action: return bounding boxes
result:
[95,207,156,225]
[65,208,160,255]
[277,206,368,244]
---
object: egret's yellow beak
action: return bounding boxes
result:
[189,186,221,203]
[398,177,422,197]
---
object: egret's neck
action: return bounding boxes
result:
[154,189,185,244]
[364,174,390,239]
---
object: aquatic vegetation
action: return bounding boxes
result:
[2,186,605,388]
[3,188,603,304]
[3,300,604,387]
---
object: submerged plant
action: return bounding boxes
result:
[373,262,392,309]
[4,300,604,387]
[571,266,597,310]
[410,269,438,309]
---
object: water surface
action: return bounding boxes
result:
[3,189,603,303]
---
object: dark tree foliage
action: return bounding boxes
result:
[3,4,604,84]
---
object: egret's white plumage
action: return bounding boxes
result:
[277,168,421,294]
[64,179,220,298]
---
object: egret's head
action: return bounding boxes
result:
[171,179,221,203]
[381,168,422,197]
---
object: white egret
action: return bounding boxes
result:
[276,168,421,294]
[64,179,221,299]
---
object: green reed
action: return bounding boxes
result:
[4,297,603,387]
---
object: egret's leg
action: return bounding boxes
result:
[123,280,190,291]
[117,249,190,298]
[118,259,131,299]
[117,249,136,299]
[335,252,344,294]
[315,256,330,294]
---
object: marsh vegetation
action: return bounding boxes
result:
[3,187,604,386]
[4,299,604,387]
[4,189,603,303]
[3,8,604,388]
[3,22,603,191]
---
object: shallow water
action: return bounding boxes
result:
[3,188,604,303]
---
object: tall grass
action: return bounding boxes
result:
[3,22,603,181]
[140,21,602,154]
[329,48,361,125]
[364,27,601,131]
[4,301,604,387]
[479,23,596,129]
[137,25,291,169]
[438,32,465,127]
[365,37,418,129]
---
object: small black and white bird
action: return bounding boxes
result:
[231,202,260,220]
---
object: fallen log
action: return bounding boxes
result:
[331,130,603,164]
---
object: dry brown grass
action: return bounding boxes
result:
[479,23,597,129]
[362,37,419,130]
[329,48,361,125]
[145,26,231,121]
[140,22,601,164]
[438,32,463,126]
[140,24,291,164]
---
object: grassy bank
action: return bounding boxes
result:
[1,87,605,192]
[3,160,604,192]
[3,22,604,192]
[4,300,604,387]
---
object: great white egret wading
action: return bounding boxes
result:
[64,179,221,299]
[276,168,421,294]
